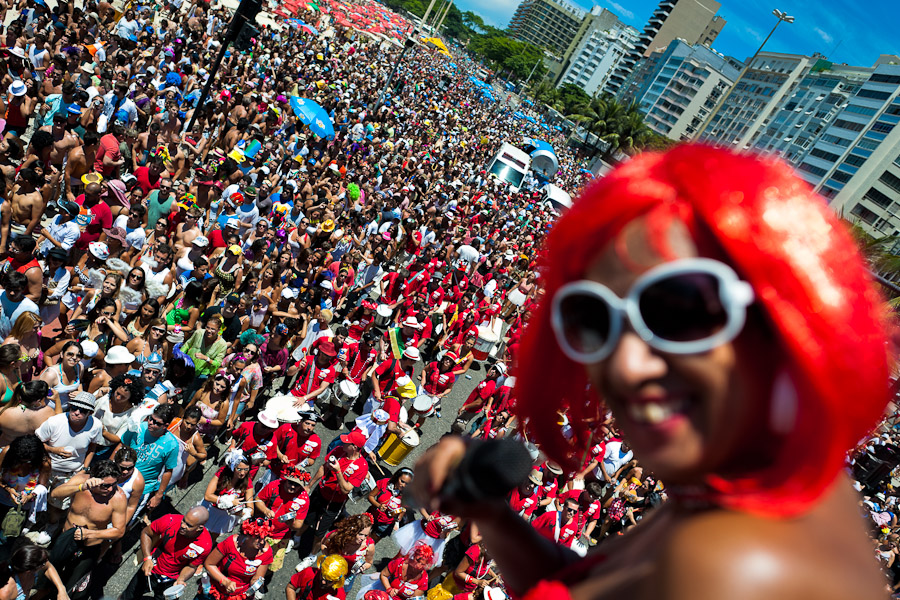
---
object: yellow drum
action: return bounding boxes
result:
[377,429,420,466]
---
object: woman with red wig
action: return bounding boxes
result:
[354,542,433,599]
[199,517,274,600]
[411,146,891,600]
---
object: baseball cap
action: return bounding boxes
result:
[339,429,367,448]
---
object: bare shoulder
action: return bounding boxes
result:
[652,509,887,600]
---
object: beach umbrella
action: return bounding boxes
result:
[289,96,336,139]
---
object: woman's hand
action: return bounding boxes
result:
[222,578,237,594]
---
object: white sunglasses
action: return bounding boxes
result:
[551,258,755,364]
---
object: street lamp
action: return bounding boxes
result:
[692,8,795,141]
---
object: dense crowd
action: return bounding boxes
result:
[0,1,640,600]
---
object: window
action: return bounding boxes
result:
[870,73,900,84]
[872,121,896,134]
[798,163,828,177]
[880,170,900,194]
[820,186,839,199]
[864,187,893,209]
[831,170,853,183]
[822,134,851,147]
[844,104,878,117]
[844,154,868,167]
[851,202,879,224]
[810,148,840,162]
[857,138,882,151]
[886,105,900,116]
[833,119,866,132]
[856,88,892,100]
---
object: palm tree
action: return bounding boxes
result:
[567,94,627,156]
[608,107,654,157]
[846,219,900,308]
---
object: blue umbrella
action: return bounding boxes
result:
[524,115,537,124]
[288,19,318,36]
[290,96,335,139]
[512,111,525,120]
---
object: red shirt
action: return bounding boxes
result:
[347,314,374,342]
[267,424,322,477]
[134,166,161,197]
[508,486,540,517]
[381,396,402,423]
[456,545,490,592]
[291,357,337,397]
[384,556,429,598]
[463,379,496,412]
[208,228,227,250]
[210,534,273,596]
[369,477,404,524]
[318,446,368,502]
[344,342,376,384]
[373,358,412,396]
[533,508,585,548]
[421,512,456,538]
[93,133,121,178]
[422,362,455,396]
[289,567,347,600]
[149,514,213,579]
[257,480,310,540]
[381,272,404,304]
[231,421,275,478]
[74,197,113,249]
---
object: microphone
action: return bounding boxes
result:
[438,437,534,504]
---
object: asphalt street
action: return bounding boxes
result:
[100,356,494,600]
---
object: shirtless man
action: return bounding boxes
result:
[0,137,22,195]
[132,121,161,170]
[161,137,189,181]
[174,205,203,249]
[67,131,101,203]
[41,112,82,173]
[0,167,44,252]
[47,459,127,598]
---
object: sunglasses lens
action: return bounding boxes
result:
[557,292,611,356]
[639,273,727,343]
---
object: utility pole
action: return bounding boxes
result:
[419,0,439,33]
[692,8,795,142]
[376,37,416,110]
[435,0,453,32]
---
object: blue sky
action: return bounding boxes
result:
[455,0,899,68]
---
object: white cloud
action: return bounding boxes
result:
[814,26,833,45]
[607,1,634,19]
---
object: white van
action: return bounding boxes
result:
[487,143,532,193]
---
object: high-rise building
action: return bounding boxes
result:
[628,40,742,140]
[697,52,816,148]
[557,18,639,96]
[750,59,872,166]
[606,0,726,97]
[508,0,585,56]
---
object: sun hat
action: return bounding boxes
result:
[8,80,26,97]
[258,410,279,428]
[402,347,420,361]
[102,226,127,243]
[105,345,135,365]
[88,241,110,260]
[401,316,421,329]
[528,469,543,486]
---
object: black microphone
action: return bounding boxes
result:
[438,437,534,504]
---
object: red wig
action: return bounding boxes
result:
[409,542,435,567]
[241,517,274,538]
[515,144,890,517]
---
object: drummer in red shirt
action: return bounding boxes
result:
[267,409,322,479]
[291,341,339,406]
[416,352,458,423]
[304,429,369,546]
[122,507,213,600]
[228,410,279,480]
[254,466,311,574]
[366,468,413,542]
[344,331,378,388]
[366,347,418,413]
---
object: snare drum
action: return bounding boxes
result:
[411,394,435,418]
[374,304,392,328]
[331,379,360,406]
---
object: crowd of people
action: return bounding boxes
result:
[1,0,898,600]
[0,0,651,599]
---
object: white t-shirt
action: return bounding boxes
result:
[36,413,104,475]
[599,441,633,480]
[456,244,480,265]
[93,394,137,446]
